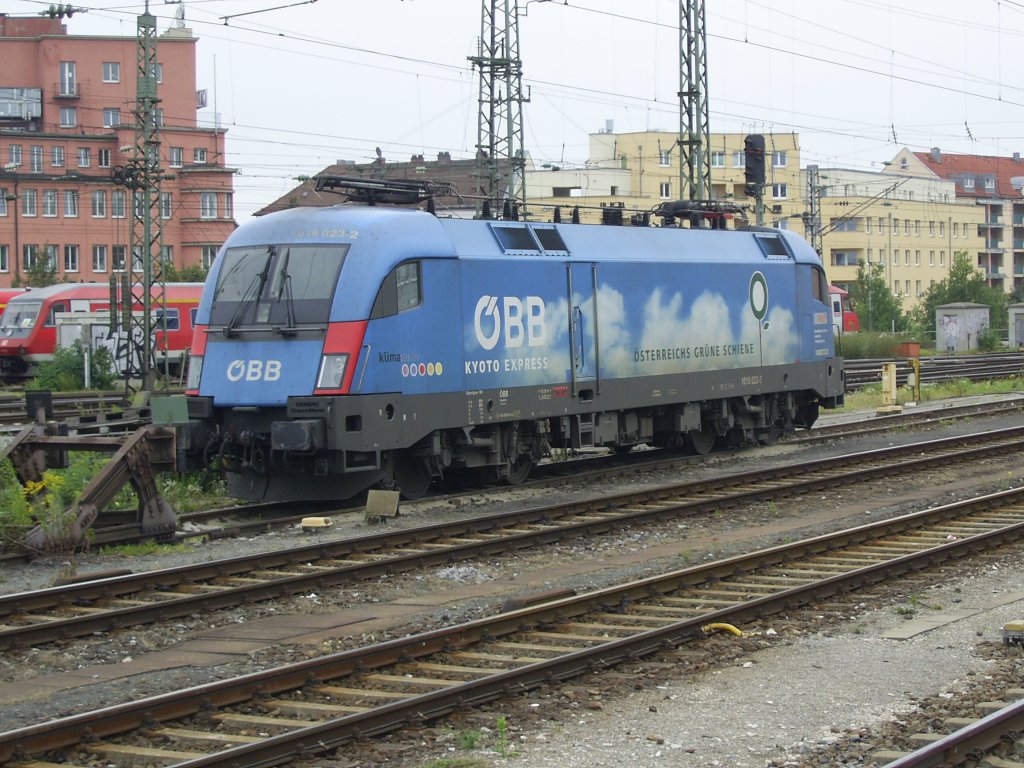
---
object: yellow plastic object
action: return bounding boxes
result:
[300,516,334,531]
[701,622,743,637]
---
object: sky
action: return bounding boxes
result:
[5,0,1024,219]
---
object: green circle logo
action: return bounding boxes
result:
[749,272,768,321]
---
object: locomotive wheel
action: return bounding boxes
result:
[504,454,534,485]
[757,425,782,445]
[393,453,432,500]
[684,426,716,456]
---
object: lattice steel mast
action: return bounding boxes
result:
[128,1,164,390]
[469,0,528,219]
[678,0,710,202]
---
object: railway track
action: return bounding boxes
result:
[1,424,1021,649]
[3,482,1024,767]
[876,692,1024,766]
[844,351,1024,390]
[5,395,1015,557]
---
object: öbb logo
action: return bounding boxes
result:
[473,295,546,351]
[227,359,282,382]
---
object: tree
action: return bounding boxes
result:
[909,251,1007,341]
[849,259,906,333]
[162,262,209,283]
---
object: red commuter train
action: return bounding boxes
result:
[0,282,203,379]
[829,285,860,334]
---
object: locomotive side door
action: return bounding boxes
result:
[566,261,599,398]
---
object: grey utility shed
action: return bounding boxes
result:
[1009,303,1024,348]
[936,302,990,353]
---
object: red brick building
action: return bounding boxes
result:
[0,13,235,287]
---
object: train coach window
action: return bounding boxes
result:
[371,261,421,319]
[154,307,180,331]
[753,233,791,258]
[492,225,540,252]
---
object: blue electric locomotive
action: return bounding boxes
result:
[184,196,844,501]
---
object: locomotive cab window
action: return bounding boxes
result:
[753,233,792,258]
[210,243,348,328]
[371,261,421,319]
[0,301,42,335]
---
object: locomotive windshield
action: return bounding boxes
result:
[210,244,348,329]
[0,301,43,336]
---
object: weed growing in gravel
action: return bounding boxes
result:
[99,541,193,557]
[423,758,489,768]
[496,715,516,757]
[456,729,482,750]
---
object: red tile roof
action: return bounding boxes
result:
[913,150,1024,199]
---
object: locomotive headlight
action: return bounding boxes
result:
[186,355,203,390]
[316,354,349,389]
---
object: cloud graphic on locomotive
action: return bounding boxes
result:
[463,277,800,385]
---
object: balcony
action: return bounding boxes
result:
[53,82,80,99]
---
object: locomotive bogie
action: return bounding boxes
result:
[185,205,844,502]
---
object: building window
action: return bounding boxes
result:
[771,183,787,199]
[831,218,857,232]
[772,150,787,167]
[658,182,671,200]
[91,191,106,218]
[77,148,91,168]
[159,192,172,219]
[22,189,36,216]
[111,190,126,218]
[929,250,935,266]
[154,108,164,127]
[893,280,900,294]
[200,191,217,218]
[59,107,76,128]
[63,190,78,217]
[893,249,899,266]
[904,250,910,265]
[7,145,22,167]
[914,249,920,266]
[63,245,79,273]
[878,216,885,232]
[928,221,935,236]
[23,244,39,270]
[169,147,183,168]
[914,220,920,235]
[904,220,910,235]
[153,62,163,83]
[59,61,77,96]
[940,250,946,266]
[43,244,57,270]
[133,190,144,218]
[893,218,899,234]
[865,218,872,234]
[732,151,745,168]
[103,108,120,128]
[30,145,42,173]
[131,245,143,273]
[831,251,858,266]
[222,192,233,219]
[939,221,945,236]
[905,280,911,294]
[102,62,120,83]
[193,147,207,164]
[201,245,218,269]
[51,146,64,167]
[879,249,885,264]
[0,190,7,217]
[964,178,975,190]
[160,245,173,264]
[710,151,725,168]
[0,244,8,273]
[112,245,126,272]
[92,245,107,272]
[985,178,995,191]
[658,149,670,167]
[43,189,58,217]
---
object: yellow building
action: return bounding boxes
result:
[525,128,998,311]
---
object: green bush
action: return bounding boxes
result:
[834,332,915,359]
[27,341,117,391]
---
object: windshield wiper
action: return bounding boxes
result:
[225,247,273,336]
[272,247,298,337]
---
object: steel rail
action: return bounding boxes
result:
[1,425,1022,649]
[3,486,1024,766]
